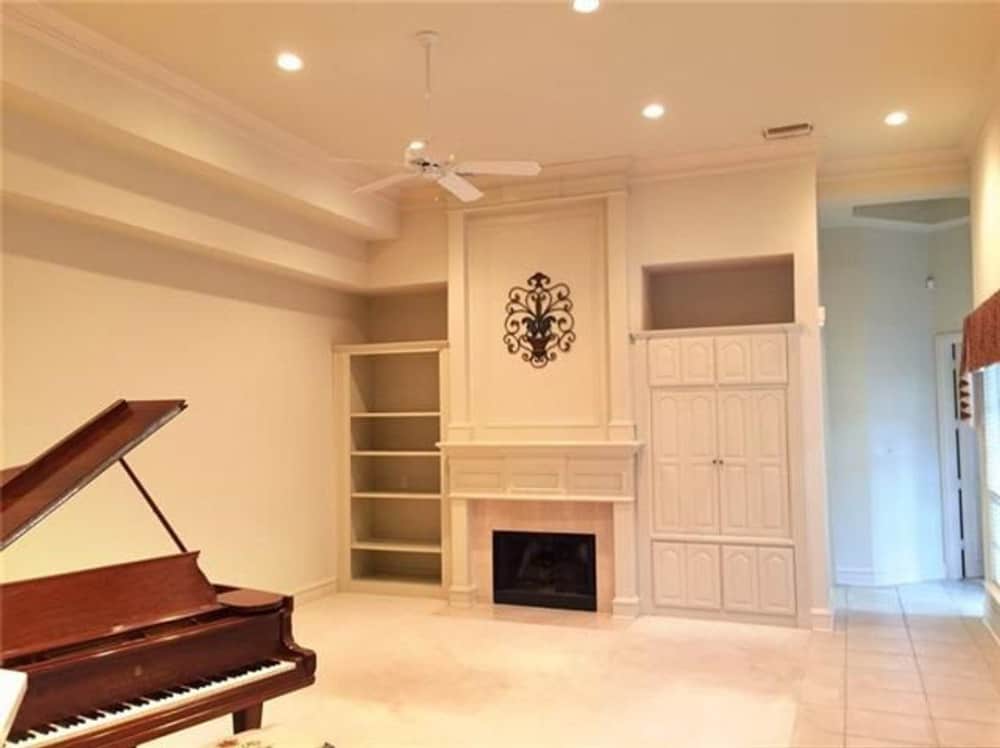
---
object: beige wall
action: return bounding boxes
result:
[367,208,448,292]
[971,101,1000,306]
[2,205,366,593]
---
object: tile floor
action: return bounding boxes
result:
[793,582,1000,748]
[147,582,999,748]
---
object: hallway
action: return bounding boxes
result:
[795,581,1000,746]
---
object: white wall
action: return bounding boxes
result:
[821,224,973,585]
[2,205,366,594]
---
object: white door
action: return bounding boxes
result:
[935,333,984,579]
[685,543,721,609]
[718,389,789,537]
[651,390,719,533]
[722,545,758,612]
[758,547,796,615]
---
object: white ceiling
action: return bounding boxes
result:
[47,2,1000,172]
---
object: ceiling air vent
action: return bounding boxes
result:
[762,122,814,140]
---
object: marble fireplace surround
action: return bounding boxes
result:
[440,442,641,617]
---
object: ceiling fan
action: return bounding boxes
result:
[352,31,542,203]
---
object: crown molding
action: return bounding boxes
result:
[818,148,969,183]
[0,2,379,190]
[629,139,818,184]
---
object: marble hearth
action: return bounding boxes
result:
[440,442,640,617]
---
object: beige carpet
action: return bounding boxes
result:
[146,582,999,748]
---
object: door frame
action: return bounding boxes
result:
[935,332,984,579]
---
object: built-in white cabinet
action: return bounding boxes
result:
[758,547,797,615]
[655,540,796,617]
[721,545,758,612]
[718,389,789,537]
[651,541,722,611]
[651,390,719,534]
[642,328,798,622]
[651,387,789,538]
[649,337,716,386]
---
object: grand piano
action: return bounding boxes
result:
[0,399,316,747]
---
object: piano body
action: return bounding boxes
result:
[0,400,316,747]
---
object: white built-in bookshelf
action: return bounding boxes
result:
[333,340,448,597]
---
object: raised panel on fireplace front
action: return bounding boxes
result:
[507,459,564,494]
[449,458,504,493]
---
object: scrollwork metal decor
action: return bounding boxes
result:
[503,272,576,369]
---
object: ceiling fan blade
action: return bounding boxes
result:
[453,160,542,177]
[353,172,419,194]
[437,172,484,203]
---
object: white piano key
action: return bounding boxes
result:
[5,659,295,747]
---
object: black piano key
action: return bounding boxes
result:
[7,731,32,743]
[82,711,104,719]
[33,723,58,734]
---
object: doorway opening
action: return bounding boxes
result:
[935,332,984,579]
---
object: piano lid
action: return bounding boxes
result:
[0,399,187,549]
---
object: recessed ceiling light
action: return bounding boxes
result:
[408,140,427,151]
[884,110,909,126]
[572,0,600,13]
[642,102,666,120]
[276,52,303,72]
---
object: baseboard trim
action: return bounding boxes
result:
[835,565,948,587]
[810,607,834,631]
[448,584,478,608]
[293,577,337,605]
[984,583,1000,648]
[612,596,640,618]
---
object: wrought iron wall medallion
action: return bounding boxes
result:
[503,272,576,369]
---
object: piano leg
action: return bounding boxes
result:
[232,703,263,733]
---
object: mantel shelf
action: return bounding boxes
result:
[351,539,442,554]
[449,491,635,504]
[350,411,441,419]
[352,492,442,501]
[350,450,440,458]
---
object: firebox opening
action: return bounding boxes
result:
[492,530,597,612]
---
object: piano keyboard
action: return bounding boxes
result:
[4,659,295,747]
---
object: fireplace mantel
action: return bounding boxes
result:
[440,441,640,504]
[443,440,641,617]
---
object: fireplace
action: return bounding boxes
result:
[492,530,597,612]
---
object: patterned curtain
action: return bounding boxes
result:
[961,288,1000,374]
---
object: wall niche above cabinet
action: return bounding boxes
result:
[644,255,794,330]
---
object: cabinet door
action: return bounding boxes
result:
[758,547,796,615]
[753,391,789,536]
[649,338,682,386]
[722,546,758,612]
[718,389,789,537]
[718,391,753,535]
[684,544,721,609]
[651,391,719,534]
[652,542,686,607]
[716,336,753,385]
[752,334,787,384]
[680,337,715,385]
